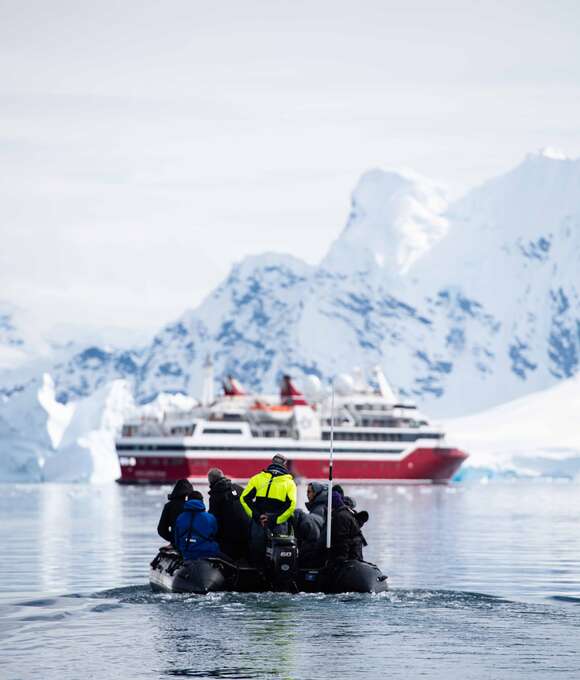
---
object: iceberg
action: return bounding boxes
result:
[0,376,204,483]
[0,374,73,481]
[0,376,133,483]
[43,379,135,483]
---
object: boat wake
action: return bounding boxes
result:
[87,584,513,610]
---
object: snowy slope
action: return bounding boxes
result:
[407,149,580,413]
[445,372,580,480]
[126,253,315,401]
[322,168,449,282]
[104,152,580,418]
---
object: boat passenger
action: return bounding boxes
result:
[293,509,322,567]
[333,484,355,509]
[291,482,326,567]
[240,454,297,563]
[306,481,328,518]
[329,491,365,563]
[157,478,194,548]
[334,484,369,531]
[207,468,251,560]
[174,491,222,561]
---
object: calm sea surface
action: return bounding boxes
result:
[1,481,580,679]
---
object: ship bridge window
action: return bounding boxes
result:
[170,425,196,436]
[202,428,243,435]
[122,425,138,437]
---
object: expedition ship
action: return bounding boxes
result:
[116,364,467,484]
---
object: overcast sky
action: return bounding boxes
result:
[1,0,580,343]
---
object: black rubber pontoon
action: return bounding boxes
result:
[299,560,388,594]
[149,544,388,595]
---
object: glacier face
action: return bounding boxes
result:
[2,151,580,480]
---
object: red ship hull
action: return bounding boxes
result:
[117,446,467,485]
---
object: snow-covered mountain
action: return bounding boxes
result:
[408,148,580,411]
[44,148,578,416]
[2,150,580,481]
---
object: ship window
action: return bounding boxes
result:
[202,428,243,435]
[170,425,196,436]
[170,426,189,435]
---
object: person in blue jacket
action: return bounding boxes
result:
[175,490,221,561]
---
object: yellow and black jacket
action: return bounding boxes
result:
[240,464,297,525]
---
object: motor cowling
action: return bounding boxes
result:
[265,535,298,588]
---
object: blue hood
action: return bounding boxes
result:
[183,498,206,512]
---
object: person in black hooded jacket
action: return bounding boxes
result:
[207,468,251,560]
[334,484,369,533]
[157,478,194,547]
[329,491,365,563]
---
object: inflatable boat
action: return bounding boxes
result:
[150,538,388,595]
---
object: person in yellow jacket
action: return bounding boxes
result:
[240,454,297,562]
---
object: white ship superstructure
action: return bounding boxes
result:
[116,366,467,483]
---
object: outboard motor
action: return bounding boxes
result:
[265,535,298,591]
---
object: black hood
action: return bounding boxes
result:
[209,476,232,494]
[168,478,194,500]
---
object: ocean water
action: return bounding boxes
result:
[1,481,580,679]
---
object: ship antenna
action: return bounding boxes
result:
[326,381,335,551]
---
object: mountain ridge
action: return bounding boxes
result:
[2,151,580,421]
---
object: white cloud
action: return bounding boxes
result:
[2,0,580,336]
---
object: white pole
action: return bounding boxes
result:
[326,382,335,550]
